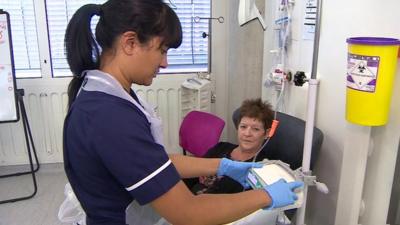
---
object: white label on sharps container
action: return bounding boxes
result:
[347,53,380,92]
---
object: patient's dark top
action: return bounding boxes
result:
[190,142,267,194]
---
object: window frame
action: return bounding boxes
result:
[13,0,210,79]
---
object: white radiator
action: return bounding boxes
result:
[0,74,209,166]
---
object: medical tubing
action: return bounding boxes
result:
[275,0,292,113]
[269,120,279,137]
[275,77,286,112]
[243,137,271,192]
[278,0,291,75]
[252,137,271,164]
[252,106,280,165]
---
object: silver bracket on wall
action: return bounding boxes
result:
[194,16,225,23]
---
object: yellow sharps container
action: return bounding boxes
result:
[346,37,400,126]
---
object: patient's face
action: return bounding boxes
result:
[237,117,267,153]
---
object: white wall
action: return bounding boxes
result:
[212,0,230,139]
[225,0,266,142]
[211,0,266,143]
[262,0,400,224]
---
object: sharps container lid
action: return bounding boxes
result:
[347,37,400,45]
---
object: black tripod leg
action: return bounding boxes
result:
[0,89,39,204]
[20,92,40,173]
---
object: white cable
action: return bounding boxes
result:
[252,137,271,164]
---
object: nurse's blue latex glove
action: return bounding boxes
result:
[263,179,304,210]
[217,158,262,188]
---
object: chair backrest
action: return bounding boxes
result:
[179,111,225,157]
[232,109,323,170]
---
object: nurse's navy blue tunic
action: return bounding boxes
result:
[63,90,180,225]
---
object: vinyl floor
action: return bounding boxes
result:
[0,163,67,225]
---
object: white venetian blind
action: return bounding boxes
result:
[161,0,210,73]
[46,0,210,77]
[0,0,41,78]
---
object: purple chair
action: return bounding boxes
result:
[179,111,225,157]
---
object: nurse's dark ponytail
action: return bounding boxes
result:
[65,4,101,109]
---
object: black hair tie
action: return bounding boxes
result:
[77,71,87,79]
[97,4,103,16]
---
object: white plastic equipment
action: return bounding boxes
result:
[238,0,266,30]
[247,160,304,211]
[180,77,211,117]
[226,159,305,225]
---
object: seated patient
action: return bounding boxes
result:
[191,98,274,194]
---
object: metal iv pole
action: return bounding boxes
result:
[295,0,323,224]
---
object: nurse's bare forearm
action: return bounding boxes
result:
[152,181,271,225]
[189,189,270,224]
[169,154,220,178]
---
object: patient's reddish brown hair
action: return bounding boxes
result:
[239,98,274,131]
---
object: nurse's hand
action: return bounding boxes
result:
[263,179,303,209]
[217,158,262,188]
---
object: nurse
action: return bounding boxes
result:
[63,0,303,225]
